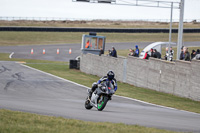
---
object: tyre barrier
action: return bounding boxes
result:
[69,59,80,70]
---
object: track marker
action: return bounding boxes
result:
[57,49,59,54]
[43,49,45,54]
[31,49,34,54]
[69,48,72,54]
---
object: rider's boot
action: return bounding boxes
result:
[88,91,92,100]
[88,83,97,100]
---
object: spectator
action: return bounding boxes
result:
[107,50,112,56]
[180,46,184,60]
[169,47,174,61]
[111,46,117,58]
[128,48,138,57]
[164,47,169,60]
[99,48,104,56]
[191,50,196,59]
[196,49,200,54]
[150,48,154,57]
[143,51,150,59]
[135,45,140,57]
[85,40,92,49]
[183,47,190,61]
[153,49,157,58]
[153,49,161,59]
[192,49,200,60]
[128,48,133,56]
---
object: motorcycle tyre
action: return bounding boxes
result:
[85,99,93,110]
[97,95,109,111]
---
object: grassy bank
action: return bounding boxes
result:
[0,53,199,113]
[0,20,200,29]
[0,109,178,133]
[0,32,200,46]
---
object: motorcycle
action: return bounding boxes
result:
[85,80,115,111]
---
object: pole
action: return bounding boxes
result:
[168,2,173,61]
[177,0,185,60]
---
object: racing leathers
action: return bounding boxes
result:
[89,76,117,99]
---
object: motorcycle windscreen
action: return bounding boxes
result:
[105,81,115,94]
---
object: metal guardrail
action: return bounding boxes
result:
[0,27,200,33]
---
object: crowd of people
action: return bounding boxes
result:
[164,47,174,61]
[191,49,200,60]
[106,44,200,61]
[142,48,162,60]
[180,46,200,61]
[142,46,200,61]
[128,45,140,57]
[127,45,162,60]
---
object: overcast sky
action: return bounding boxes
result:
[0,0,199,21]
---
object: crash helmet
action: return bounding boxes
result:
[107,71,115,80]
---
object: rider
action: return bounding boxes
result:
[88,71,117,99]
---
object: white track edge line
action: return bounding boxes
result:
[9,52,14,59]
[20,64,90,89]
[113,95,199,115]
[20,63,200,115]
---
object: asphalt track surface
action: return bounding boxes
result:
[0,61,200,132]
[0,41,199,62]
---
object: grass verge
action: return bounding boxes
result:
[0,53,199,113]
[0,32,200,46]
[1,20,200,29]
[0,109,178,133]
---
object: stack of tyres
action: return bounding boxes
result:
[69,60,80,70]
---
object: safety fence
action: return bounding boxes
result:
[80,53,200,101]
[0,27,200,33]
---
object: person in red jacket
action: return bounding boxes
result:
[143,51,150,59]
[85,40,92,48]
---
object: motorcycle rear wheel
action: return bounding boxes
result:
[85,99,93,110]
[97,95,109,111]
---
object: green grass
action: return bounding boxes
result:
[0,53,65,64]
[1,20,200,29]
[0,109,178,133]
[27,63,200,114]
[0,32,200,46]
[0,53,199,113]
[0,53,199,132]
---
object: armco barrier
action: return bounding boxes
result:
[80,53,200,101]
[0,27,200,33]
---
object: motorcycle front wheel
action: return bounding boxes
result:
[97,95,109,111]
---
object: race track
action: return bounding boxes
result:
[0,61,200,132]
[0,41,199,62]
